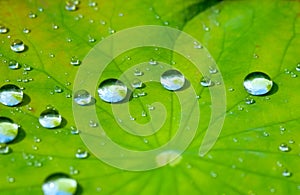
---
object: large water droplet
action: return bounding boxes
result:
[42,173,77,195]
[10,39,25,52]
[160,69,185,91]
[74,89,92,106]
[97,79,127,103]
[0,25,9,34]
[0,84,23,106]
[0,117,19,144]
[39,108,62,129]
[243,72,273,95]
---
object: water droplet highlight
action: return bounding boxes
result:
[243,72,273,95]
[74,90,92,106]
[0,84,23,106]
[98,79,127,103]
[42,173,77,195]
[39,108,62,129]
[160,69,185,91]
[0,117,19,144]
[10,39,25,52]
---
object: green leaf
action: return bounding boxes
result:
[0,0,300,194]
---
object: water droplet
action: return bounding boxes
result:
[7,176,15,183]
[28,12,37,19]
[39,108,62,129]
[149,59,158,65]
[245,97,255,105]
[98,79,127,103]
[0,143,10,154]
[288,139,295,144]
[42,173,77,195]
[253,53,259,59]
[52,24,59,30]
[0,117,19,144]
[75,148,88,159]
[129,116,136,121]
[160,69,185,91]
[210,171,218,178]
[209,66,218,74]
[65,1,78,11]
[88,36,96,43]
[134,68,143,76]
[263,131,269,137]
[23,28,31,34]
[296,63,300,72]
[131,78,143,88]
[54,86,63,93]
[278,143,290,152]
[282,169,292,177]
[290,72,297,78]
[141,111,147,117]
[243,72,273,96]
[10,39,25,52]
[34,136,41,143]
[202,24,210,31]
[70,126,80,135]
[74,89,92,106]
[200,76,213,87]
[8,60,20,70]
[69,166,79,175]
[89,120,98,127]
[70,56,81,66]
[88,1,97,7]
[0,25,9,34]
[0,84,23,106]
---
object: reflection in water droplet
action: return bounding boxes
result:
[65,1,77,11]
[98,79,127,103]
[0,117,19,144]
[74,90,92,106]
[9,60,20,70]
[160,69,185,91]
[0,143,10,154]
[0,25,9,34]
[200,76,213,87]
[278,143,290,152]
[131,78,143,88]
[75,148,88,159]
[0,84,23,106]
[39,108,62,129]
[42,173,77,195]
[10,39,25,52]
[70,56,81,66]
[243,72,273,96]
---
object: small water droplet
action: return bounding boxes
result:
[34,136,41,143]
[278,143,290,152]
[263,131,269,137]
[210,171,217,178]
[54,86,63,93]
[160,69,185,91]
[70,56,81,66]
[75,148,89,159]
[8,60,20,70]
[134,68,143,76]
[290,72,297,78]
[0,143,10,154]
[280,126,286,131]
[243,72,273,95]
[89,120,98,127]
[200,76,213,87]
[42,173,77,195]
[10,39,25,52]
[282,169,292,177]
[74,89,92,106]
[28,12,37,19]
[88,1,97,7]
[0,25,9,34]
[98,79,127,103]
[295,63,300,72]
[65,1,78,11]
[52,24,59,30]
[245,97,255,105]
[70,126,80,135]
[209,66,218,74]
[0,117,18,144]
[23,28,31,34]
[0,84,23,106]
[253,53,259,59]
[38,7,44,12]
[39,108,62,129]
[149,59,158,65]
[7,176,15,183]
[141,111,147,117]
[202,24,210,31]
[131,78,143,88]
[88,36,96,43]
[288,139,295,144]
[193,41,203,49]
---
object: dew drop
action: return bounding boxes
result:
[54,86,63,93]
[70,126,80,135]
[0,84,23,106]
[74,89,92,106]
[0,25,9,34]
[160,69,185,91]
[243,72,273,96]
[209,66,218,74]
[131,78,143,88]
[296,63,300,72]
[7,176,15,183]
[10,39,25,52]
[23,28,31,34]
[278,143,290,152]
[75,148,89,159]
[89,120,98,127]
[88,36,96,43]
[0,117,19,144]
[134,68,144,76]
[141,111,147,117]
[65,1,78,11]
[42,173,77,195]
[28,12,37,19]
[70,56,81,66]
[282,169,292,177]
[245,97,255,105]
[148,59,158,65]
[39,108,62,129]
[0,143,10,154]
[8,60,20,70]
[98,79,127,103]
[52,24,59,30]
[200,76,213,87]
